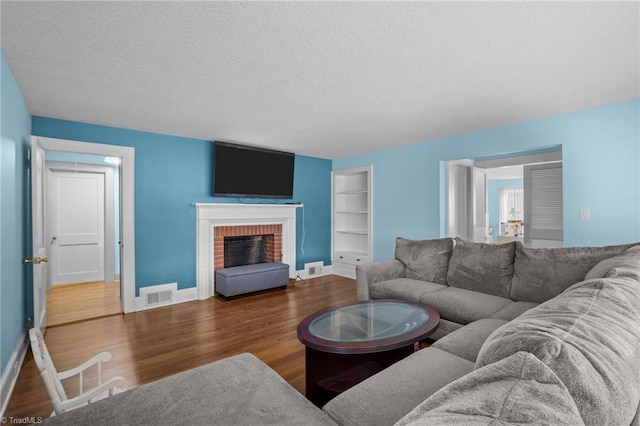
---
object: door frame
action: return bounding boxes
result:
[33,136,135,313]
[31,137,48,330]
[46,161,115,284]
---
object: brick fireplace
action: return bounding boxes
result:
[214,224,283,271]
[195,203,301,299]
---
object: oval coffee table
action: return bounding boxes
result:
[297,299,440,407]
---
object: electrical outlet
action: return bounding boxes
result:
[580,208,591,220]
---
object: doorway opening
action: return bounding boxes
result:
[31,136,135,332]
[445,148,563,248]
[45,156,120,325]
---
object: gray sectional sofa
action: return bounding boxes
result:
[357,237,637,340]
[328,238,640,426]
[43,238,640,426]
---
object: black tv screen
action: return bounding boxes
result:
[214,142,295,199]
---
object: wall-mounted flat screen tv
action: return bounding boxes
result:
[214,141,295,199]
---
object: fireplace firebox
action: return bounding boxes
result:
[224,235,266,268]
[213,224,281,273]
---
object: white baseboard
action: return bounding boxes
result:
[0,323,31,418]
[134,266,344,312]
[135,283,198,312]
[296,264,333,280]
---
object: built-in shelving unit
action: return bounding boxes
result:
[332,165,372,279]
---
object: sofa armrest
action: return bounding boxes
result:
[356,260,406,300]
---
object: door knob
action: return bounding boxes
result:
[24,257,48,264]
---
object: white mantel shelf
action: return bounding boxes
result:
[195,203,302,300]
[194,202,302,221]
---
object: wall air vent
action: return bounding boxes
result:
[140,283,177,308]
[146,290,173,306]
[305,261,324,277]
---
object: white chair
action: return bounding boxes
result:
[29,328,126,416]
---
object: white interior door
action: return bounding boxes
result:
[447,164,470,239]
[30,136,48,330]
[471,167,488,243]
[49,170,105,285]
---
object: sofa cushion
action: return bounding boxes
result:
[489,301,539,321]
[323,348,473,426]
[395,237,454,285]
[476,277,640,426]
[395,351,584,426]
[432,319,508,362]
[510,242,634,303]
[42,353,335,426]
[429,319,464,341]
[370,278,447,302]
[584,244,640,281]
[418,287,511,325]
[446,238,515,298]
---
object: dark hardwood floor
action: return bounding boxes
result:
[6,275,357,419]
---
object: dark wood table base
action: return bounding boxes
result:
[297,300,440,407]
[305,343,416,407]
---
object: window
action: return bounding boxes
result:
[499,187,524,224]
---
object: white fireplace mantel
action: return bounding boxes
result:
[194,203,302,299]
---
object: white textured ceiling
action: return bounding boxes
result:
[2,1,639,159]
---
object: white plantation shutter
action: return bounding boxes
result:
[524,163,563,248]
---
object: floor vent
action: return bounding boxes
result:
[141,283,177,308]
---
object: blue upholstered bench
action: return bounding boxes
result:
[216,262,290,297]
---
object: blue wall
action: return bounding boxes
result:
[1,53,32,374]
[334,99,640,261]
[31,118,332,294]
[488,179,523,242]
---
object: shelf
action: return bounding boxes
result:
[335,250,368,257]
[335,190,368,195]
[336,230,368,235]
[332,165,372,272]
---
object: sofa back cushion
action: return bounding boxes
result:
[585,244,640,281]
[395,351,584,426]
[510,242,634,303]
[395,237,453,285]
[445,238,515,298]
[476,277,640,426]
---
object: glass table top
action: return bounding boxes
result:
[308,301,429,342]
